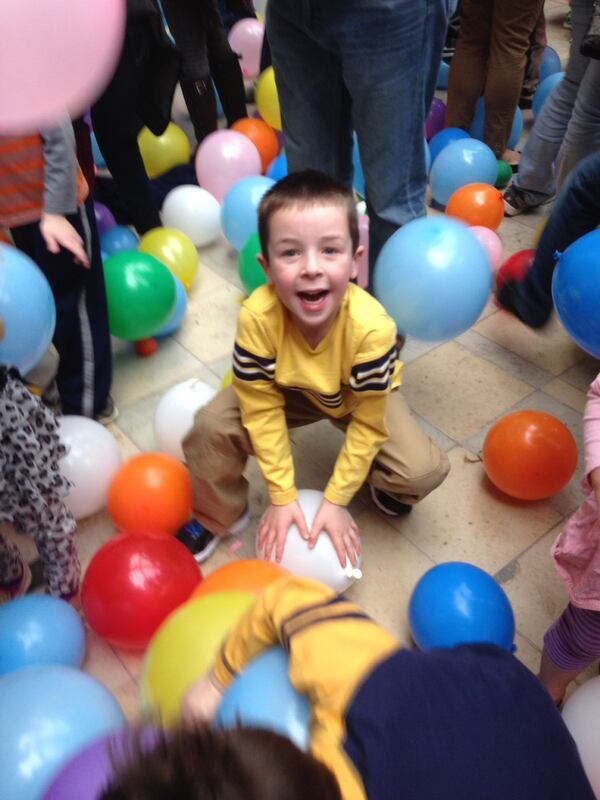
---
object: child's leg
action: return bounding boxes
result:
[368,389,450,505]
[541,603,600,703]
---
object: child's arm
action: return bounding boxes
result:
[40,122,89,267]
[584,373,600,513]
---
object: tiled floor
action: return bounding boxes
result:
[10,0,591,719]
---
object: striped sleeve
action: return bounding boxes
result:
[233,342,276,383]
[350,343,397,393]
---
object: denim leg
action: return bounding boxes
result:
[503,151,600,326]
[513,0,594,198]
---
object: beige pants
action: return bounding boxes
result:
[183,387,450,535]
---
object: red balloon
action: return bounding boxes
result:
[81,534,202,650]
[483,411,578,501]
[496,249,536,292]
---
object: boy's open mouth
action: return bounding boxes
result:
[297,290,329,304]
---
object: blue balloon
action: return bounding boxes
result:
[373,216,492,341]
[533,72,564,117]
[0,243,56,374]
[154,275,188,337]
[91,133,106,170]
[409,562,516,651]
[539,45,562,82]
[100,225,139,257]
[0,665,124,800]
[221,175,275,251]
[436,59,450,89]
[429,137,497,206]
[352,132,365,198]
[552,229,600,358]
[428,127,470,168]
[424,138,431,174]
[267,152,288,181]
[217,647,311,751]
[468,97,523,150]
[0,595,85,677]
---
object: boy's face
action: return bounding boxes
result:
[258,203,362,346]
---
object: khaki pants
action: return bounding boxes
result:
[183,387,450,535]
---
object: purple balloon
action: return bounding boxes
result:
[94,202,116,236]
[43,726,159,800]
[425,98,447,141]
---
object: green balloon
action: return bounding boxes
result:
[103,250,177,340]
[496,159,512,189]
[239,232,267,295]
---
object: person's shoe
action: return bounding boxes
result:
[176,519,220,563]
[0,562,32,605]
[95,396,119,425]
[503,185,553,217]
[496,279,551,329]
[369,485,412,517]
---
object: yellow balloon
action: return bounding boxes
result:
[139,227,199,290]
[532,216,548,248]
[256,67,282,131]
[138,123,191,179]
[221,367,233,388]
[140,590,255,724]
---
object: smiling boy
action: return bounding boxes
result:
[180,170,449,563]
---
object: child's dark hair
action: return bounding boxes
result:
[101,723,342,800]
[258,169,360,257]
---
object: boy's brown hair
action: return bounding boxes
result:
[258,169,360,258]
[101,723,342,800]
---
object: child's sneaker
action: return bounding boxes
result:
[176,520,220,563]
[503,185,554,217]
[0,562,32,605]
[369,485,412,517]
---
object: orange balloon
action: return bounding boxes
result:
[231,117,280,173]
[191,558,288,599]
[483,411,578,500]
[446,183,504,231]
[108,452,192,535]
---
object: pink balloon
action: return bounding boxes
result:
[470,225,503,272]
[357,214,370,289]
[228,18,265,79]
[0,0,125,134]
[195,130,262,203]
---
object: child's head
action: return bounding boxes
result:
[257,170,363,345]
[101,723,341,800]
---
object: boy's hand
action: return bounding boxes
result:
[258,500,310,563]
[181,673,224,725]
[40,212,89,267]
[309,499,361,569]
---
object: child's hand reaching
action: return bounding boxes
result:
[309,498,361,569]
[258,500,310,562]
[40,212,90,267]
[181,672,224,725]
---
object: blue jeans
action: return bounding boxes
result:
[499,151,600,327]
[266,0,448,285]
[514,0,600,200]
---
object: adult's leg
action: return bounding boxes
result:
[483,0,545,156]
[205,1,248,126]
[520,7,546,107]
[497,150,600,327]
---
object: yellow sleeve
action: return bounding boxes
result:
[233,305,296,505]
[324,321,399,506]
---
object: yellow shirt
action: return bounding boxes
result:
[233,283,403,506]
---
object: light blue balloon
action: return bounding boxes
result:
[352,132,365,198]
[533,72,564,118]
[0,244,56,374]
[91,133,106,170]
[100,225,139,257]
[424,139,431,174]
[217,647,311,751]
[221,175,275,251]
[468,97,523,150]
[539,46,562,82]
[409,562,515,651]
[154,275,188,337]
[0,665,125,800]
[429,137,497,206]
[267,152,288,181]
[0,595,85,677]
[429,127,470,167]
[373,216,492,341]
[436,59,450,89]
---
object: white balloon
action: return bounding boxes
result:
[154,379,218,461]
[256,489,362,593]
[58,416,122,519]
[161,185,222,247]
[562,675,600,795]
